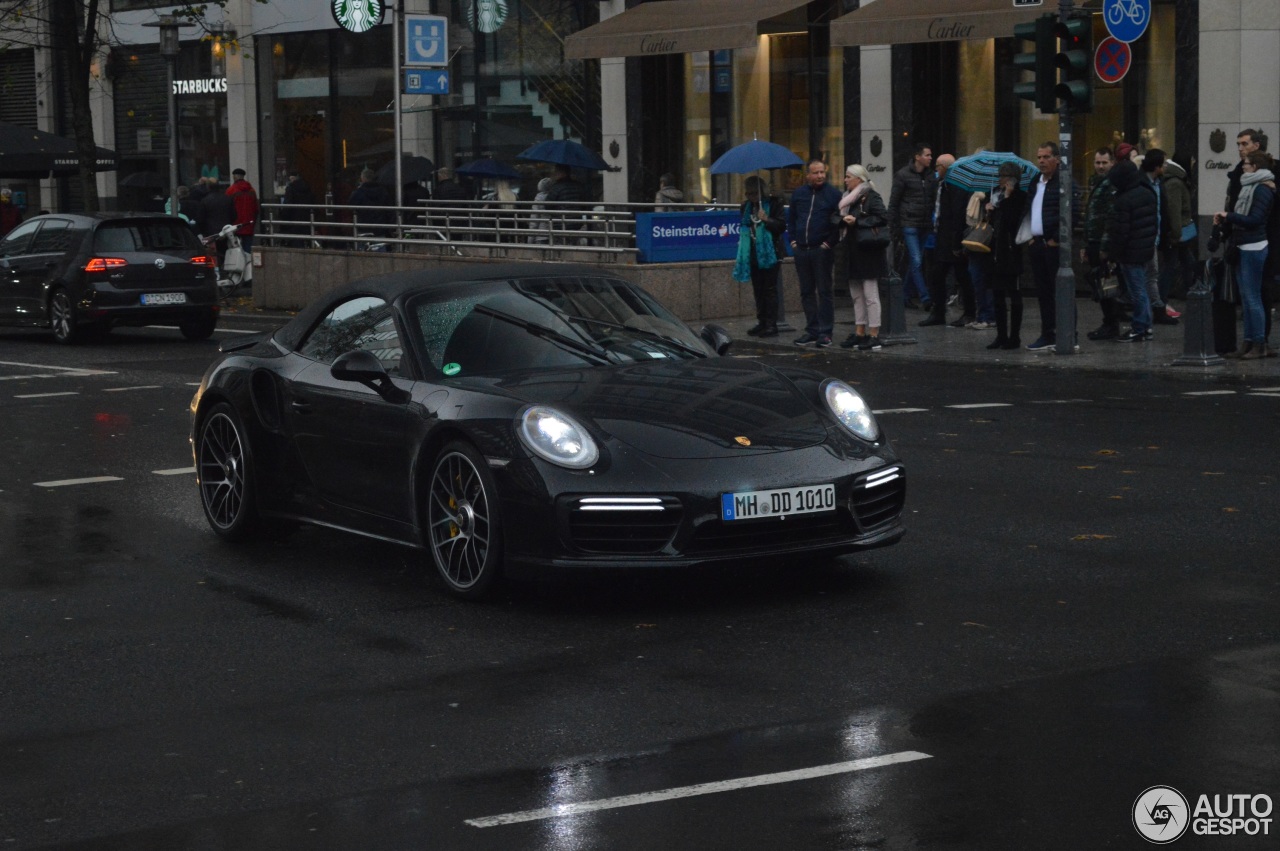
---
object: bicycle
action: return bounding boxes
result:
[1107,0,1147,28]
[201,222,253,302]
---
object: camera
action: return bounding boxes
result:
[1207,224,1223,253]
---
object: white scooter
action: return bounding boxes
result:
[201,222,253,301]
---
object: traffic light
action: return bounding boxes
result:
[1055,15,1094,113]
[1013,14,1056,114]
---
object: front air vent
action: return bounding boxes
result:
[852,467,905,530]
[563,495,682,554]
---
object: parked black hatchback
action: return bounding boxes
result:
[0,213,219,343]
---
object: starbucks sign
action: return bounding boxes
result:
[466,0,509,33]
[332,0,384,33]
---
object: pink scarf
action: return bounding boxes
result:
[839,182,868,216]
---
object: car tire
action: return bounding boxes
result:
[196,401,262,541]
[426,441,504,599]
[49,288,81,345]
[180,313,218,341]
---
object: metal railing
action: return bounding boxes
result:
[260,199,733,259]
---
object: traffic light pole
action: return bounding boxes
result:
[1054,0,1076,356]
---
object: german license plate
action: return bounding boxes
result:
[140,292,187,305]
[721,484,836,521]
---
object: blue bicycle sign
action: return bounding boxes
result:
[1104,0,1150,43]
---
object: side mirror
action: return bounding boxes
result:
[331,350,409,403]
[698,323,733,356]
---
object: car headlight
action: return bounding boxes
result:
[821,379,879,442]
[518,406,599,469]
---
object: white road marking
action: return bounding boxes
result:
[35,476,124,488]
[152,467,195,476]
[465,750,933,828]
[147,324,260,335]
[102,385,162,392]
[946,403,1012,409]
[1183,390,1236,396]
[0,360,114,376]
[14,392,78,399]
[1031,399,1093,404]
[873,408,929,414]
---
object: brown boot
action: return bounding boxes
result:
[1225,341,1253,359]
[1241,344,1270,361]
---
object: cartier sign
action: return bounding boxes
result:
[928,19,977,40]
[639,34,678,54]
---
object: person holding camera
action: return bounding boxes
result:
[1214,149,1276,359]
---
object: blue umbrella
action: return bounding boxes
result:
[517,139,610,171]
[456,158,522,180]
[944,151,1038,193]
[709,139,803,175]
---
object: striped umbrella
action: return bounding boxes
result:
[943,151,1039,193]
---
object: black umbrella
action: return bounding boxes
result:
[119,171,167,189]
[376,155,435,185]
[0,121,116,178]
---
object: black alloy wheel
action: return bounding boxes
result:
[197,402,260,540]
[426,441,503,599]
[49,288,81,345]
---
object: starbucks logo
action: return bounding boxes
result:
[466,0,508,33]
[332,0,384,33]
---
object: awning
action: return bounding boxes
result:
[0,121,117,179]
[831,0,1045,47]
[564,0,811,60]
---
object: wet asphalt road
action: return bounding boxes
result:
[0,321,1277,850]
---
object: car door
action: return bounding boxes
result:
[0,220,44,323]
[284,295,420,536]
[14,218,77,322]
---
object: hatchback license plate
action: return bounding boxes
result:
[721,484,836,521]
[140,292,187,305]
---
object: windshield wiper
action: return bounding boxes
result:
[559,314,707,358]
[471,304,615,365]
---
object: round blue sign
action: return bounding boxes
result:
[1103,0,1150,44]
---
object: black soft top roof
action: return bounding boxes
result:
[273,262,627,351]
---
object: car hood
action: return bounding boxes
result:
[496,358,830,459]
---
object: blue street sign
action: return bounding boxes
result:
[405,69,450,95]
[1103,0,1150,44]
[404,14,448,66]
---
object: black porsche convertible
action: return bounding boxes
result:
[190,264,905,597]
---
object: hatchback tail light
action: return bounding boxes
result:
[191,255,215,268]
[84,257,127,273]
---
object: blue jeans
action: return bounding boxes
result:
[1238,246,1270,343]
[1120,263,1152,333]
[967,254,995,322]
[794,246,835,337]
[901,227,929,304]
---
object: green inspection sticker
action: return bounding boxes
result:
[443,362,461,376]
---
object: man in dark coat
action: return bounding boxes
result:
[786,159,843,347]
[281,170,316,237]
[544,164,588,203]
[920,153,974,326]
[348,168,394,227]
[1102,158,1159,342]
[1023,141,1079,350]
[1082,145,1120,339]
[197,175,237,268]
[888,142,935,310]
[433,167,471,202]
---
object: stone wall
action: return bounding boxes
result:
[252,247,804,323]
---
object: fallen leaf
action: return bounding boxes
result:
[1121,470,1136,474]
[1010,450,1030,454]
[1147,445,1160,449]
[1223,507,1239,513]
[961,621,989,629]
[635,623,657,629]
[1077,465,1097,470]
[1108,495,1123,500]
[1071,534,1115,541]
[1203,472,1225,476]
[1096,449,1118,455]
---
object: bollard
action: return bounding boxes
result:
[880,267,918,346]
[1172,287,1225,367]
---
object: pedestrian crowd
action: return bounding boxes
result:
[770,128,1276,361]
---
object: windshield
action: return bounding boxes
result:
[406,276,710,377]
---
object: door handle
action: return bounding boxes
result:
[290,399,312,414]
